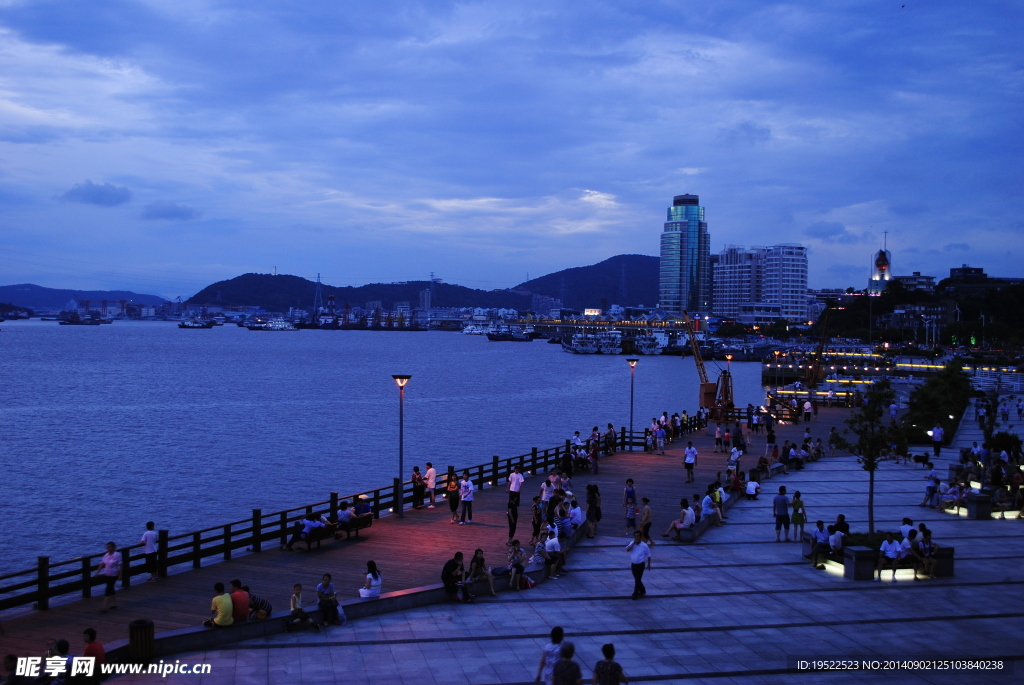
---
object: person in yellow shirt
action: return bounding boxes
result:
[203,582,234,627]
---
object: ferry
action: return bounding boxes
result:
[486,325,532,342]
[247,319,299,331]
[178,318,215,329]
[462,324,486,335]
[632,332,665,355]
[561,333,599,354]
[597,330,623,354]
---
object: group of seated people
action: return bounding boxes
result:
[442,545,536,602]
[876,519,940,580]
[203,578,273,627]
[807,515,851,568]
[281,498,372,551]
[660,481,731,539]
[757,437,824,478]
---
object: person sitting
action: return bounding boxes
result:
[901,529,923,580]
[833,514,850,535]
[940,484,963,511]
[467,549,497,597]
[228,579,249,623]
[359,560,383,598]
[810,521,831,569]
[568,500,584,530]
[731,471,747,493]
[283,513,331,551]
[918,532,939,577]
[286,583,319,633]
[353,497,372,516]
[745,479,760,500]
[875,532,901,582]
[203,582,233,628]
[701,488,723,527]
[507,540,527,591]
[554,505,573,539]
[541,530,567,578]
[757,454,771,478]
[245,585,273,620]
[662,498,696,540]
[316,573,346,626]
[691,493,703,522]
[828,525,844,559]
[442,552,474,602]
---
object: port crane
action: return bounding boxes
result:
[803,307,831,388]
[681,311,732,417]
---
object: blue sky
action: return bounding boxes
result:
[0,0,1020,298]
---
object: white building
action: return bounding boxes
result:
[712,244,808,322]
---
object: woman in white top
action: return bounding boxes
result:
[359,560,382,598]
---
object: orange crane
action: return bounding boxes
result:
[681,311,731,414]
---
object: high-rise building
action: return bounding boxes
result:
[867,248,892,294]
[763,244,808,321]
[659,194,710,313]
[711,244,808,322]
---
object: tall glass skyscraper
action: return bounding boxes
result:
[659,194,710,313]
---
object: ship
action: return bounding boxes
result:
[561,333,599,354]
[178,319,216,329]
[596,330,623,355]
[486,325,532,342]
[247,319,299,331]
[632,332,665,355]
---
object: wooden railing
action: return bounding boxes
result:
[1,419,710,615]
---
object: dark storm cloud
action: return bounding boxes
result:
[59,180,132,207]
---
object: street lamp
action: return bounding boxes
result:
[392,374,412,518]
[725,353,733,373]
[627,358,639,451]
[773,350,781,390]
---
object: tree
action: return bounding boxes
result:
[836,379,903,533]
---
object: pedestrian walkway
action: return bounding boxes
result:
[0,410,845,659]
[117,413,1024,684]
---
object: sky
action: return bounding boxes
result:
[0,0,1021,299]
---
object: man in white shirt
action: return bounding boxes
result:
[931,425,944,456]
[141,521,159,582]
[542,530,566,578]
[810,520,831,569]
[875,532,902,581]
[568,501,584,529]
[506,465,524,507]
[424,463,437,508]
[571,431,584,449]
[828,526,844,558]
[744,480,760,500]
[626,531,652,599]
[683,442,698,483]
[920,463,940,507]
[459,472,474,525]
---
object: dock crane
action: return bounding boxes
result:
[682,311,732,416]
[803,307,831,388]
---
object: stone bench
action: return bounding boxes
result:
[810,545,954,580]
[674,491,741,543]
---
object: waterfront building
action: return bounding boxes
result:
[893,271,936,293]
[867,248,892,294]
[711,244,808,322]
[659,194,710,314]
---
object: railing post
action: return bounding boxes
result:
[223,525,232,561]
[251,510,262,553]
[120,547,131,589]
[157,530,169,578]
[620,426,626,450]
[393,478,402,515]
[192,532,202,569]
[477,464,485,489]
[81,557,91,599]
[330,492,338,522]
[492,456,499,485]
[280,512,289,546]
[305,505,313,517]
[36,556,49,610]
[373,489,381,519]
[530,448,537,472]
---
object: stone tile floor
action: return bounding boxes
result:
[120,452,1024,684]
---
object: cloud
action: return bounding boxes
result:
[678,167,707,176]
[804,221,859,244]
[59,179,132,206]
[944,243,969,252]
[579,189,618,208]
[719,121,771,145]
[141,201,199,221]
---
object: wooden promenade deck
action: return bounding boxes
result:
[0,408,852,657]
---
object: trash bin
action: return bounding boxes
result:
[128,619,155,664]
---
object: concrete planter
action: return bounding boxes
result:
[843,546,877,580]
[966,493,992,519]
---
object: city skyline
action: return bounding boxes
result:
[0,2,1021,297]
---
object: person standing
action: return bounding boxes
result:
[141,521,159,583]
[536,626,565,685]
[931,424,944,457]
[507,465,525,507]
[773,486,791,542]
[95,542,122,613]
[411,466,425,509]
[507,494,519,545]
[605,423,617,455]
[655,424,666,455]
[790,491,806,542]
[446,473,460,524]
[639,498,653,542]
[425,462,437,508]
[585,484,602,539]
[683,442,698,483]
[626,531,651,599]
[459,471,475,524]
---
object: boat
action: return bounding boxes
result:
[179,317,215,327]
[487,326,532,342]
[561,333,599,354]
[633,334,664,355]
[596,330,623,354]
[462,324,486,335]
[247,319,299,331]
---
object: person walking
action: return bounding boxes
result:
[593,643,629,685]
[96,542,123,613]
[141,521,159,582]
[536,626,565,685]
[773,486,791,542]
[552,642,583,685]
[626,531,651,599]
[446,473,461,524]
[585,484,602,539]
[459,471,475,524]
[683,442,697,483]
[425,462,437,508]
[507,494,519,545]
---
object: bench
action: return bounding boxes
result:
[293,513,373,551]
[336,513,373,539]
[813,545,955,580]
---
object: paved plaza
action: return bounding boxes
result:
[119,416,1024,685]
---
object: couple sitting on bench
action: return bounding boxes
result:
[809,520,844,569]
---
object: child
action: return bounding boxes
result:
[625,497,637,535]
[723,430,731,452]
[286,584,319,633]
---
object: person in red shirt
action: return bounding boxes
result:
[83,627,105,673]
[229,579,249,623]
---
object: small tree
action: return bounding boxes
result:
[836,379,901,533]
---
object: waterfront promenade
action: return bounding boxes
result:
[0,410,843,658]
[121,412,1024,684]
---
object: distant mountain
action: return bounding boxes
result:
[188,273,531,311]
[0,283,166,310]
[513,254,659,310]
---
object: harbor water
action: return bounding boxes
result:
[0,321,769,573]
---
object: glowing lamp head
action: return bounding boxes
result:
[627,358,639,368]
[392,374,412,388]
[725,354,733,361]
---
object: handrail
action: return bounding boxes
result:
[0,417,710,614]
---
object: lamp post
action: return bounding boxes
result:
[627,358,639,451]
[773,350,780,390]
[392,374,411,518]
[725,353,733,373]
